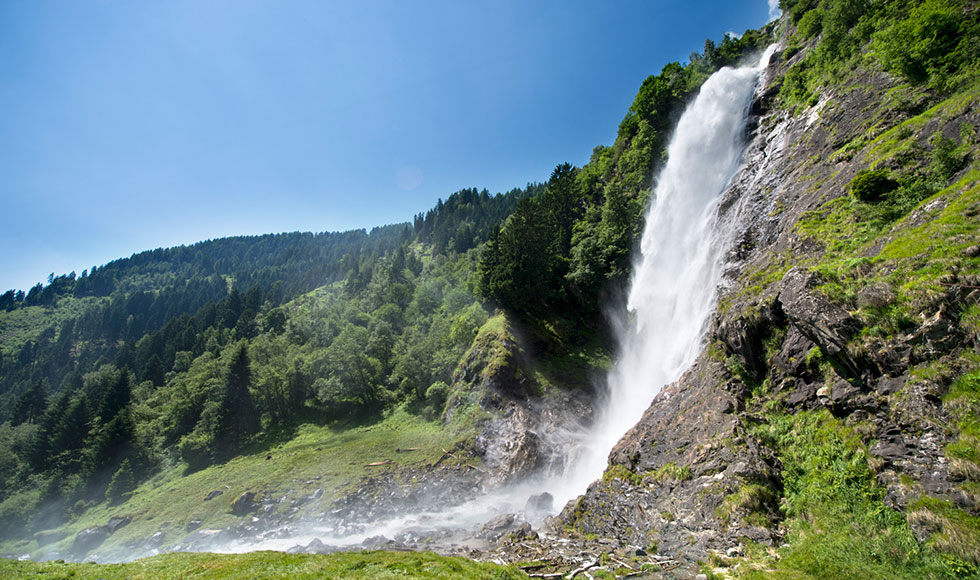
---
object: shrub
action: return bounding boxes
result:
[850,168,897,202]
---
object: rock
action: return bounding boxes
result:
[72,526,110,556]
[963,244,980,258]
[829,379,862,404]
[715,300,785,382]
[876,374,906,395]
[205,490,223,501]
[505,522,536,541]
[185,520,202,532]
[106,516,131,534]
[305,538,330,554]
[778,268,870,381]
[524,492,554,520]
[478,513,518,540]
[146,531,165,548]
[771,327,817,378]
[908,306,961,354]
[857,283,894,309]
[231,491,256,516]
[361,534,392,548]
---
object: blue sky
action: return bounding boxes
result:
[0,1,774,292]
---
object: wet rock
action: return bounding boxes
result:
[72,526,109,556]
[478,513,519,541]
[146,531,166,548]
[231,491,256,516]
[106,516,131,534]
[361,534,392,548]
[524,492,554,520]
[505,522,536,541]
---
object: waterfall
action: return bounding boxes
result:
[548,46,777,509]
[210,48,778,558]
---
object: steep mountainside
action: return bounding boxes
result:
[559,3,980,577]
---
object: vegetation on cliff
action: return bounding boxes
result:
[2,0,979,577]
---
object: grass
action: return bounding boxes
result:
[3,408,462,560]
[0,296,104,356]
[739,410,974,579]
[0,550,529,580]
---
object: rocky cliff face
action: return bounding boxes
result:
[558,29,980,569]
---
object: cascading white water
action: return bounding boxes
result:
[548,46,777,509]
[191,48,779,561]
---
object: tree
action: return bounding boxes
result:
[215,342,259,458]
[315,324,383,413]
[10,381,48,426]
[105,459,135,505]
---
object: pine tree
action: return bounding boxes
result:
[10,381,48,426]
[216,342,259,459]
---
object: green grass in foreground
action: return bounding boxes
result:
[0,550,529,580]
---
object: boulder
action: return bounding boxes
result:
[106,516,132,534]
[146,531,166,548]
[205,490,223,501]
[71,526,109,556]
[524,492,555,520]
[231,491,256,516]
[478,513,519,541]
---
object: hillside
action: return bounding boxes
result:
[2,0,980,578]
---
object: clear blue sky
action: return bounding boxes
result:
[0,0,775,292]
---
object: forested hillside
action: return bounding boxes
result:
[8,0,980,576]
[0,184,540,535]
[0,24,772,553]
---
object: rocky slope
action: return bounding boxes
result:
[555,17,980,575]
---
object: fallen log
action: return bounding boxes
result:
[567,556,599,578]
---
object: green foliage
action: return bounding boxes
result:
[602,464,643,486]
[874,0,980,92]
[781,0,980,109]
[850,168,897,202]
[647,462,692,483]
[480,27,773,336]
[105,459,135,505]
[747,410,966,578]
[0,550,530,580]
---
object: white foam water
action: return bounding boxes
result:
[546,45,777,509]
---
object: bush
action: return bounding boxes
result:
[424,381,450,418]
[850,168,897,202]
